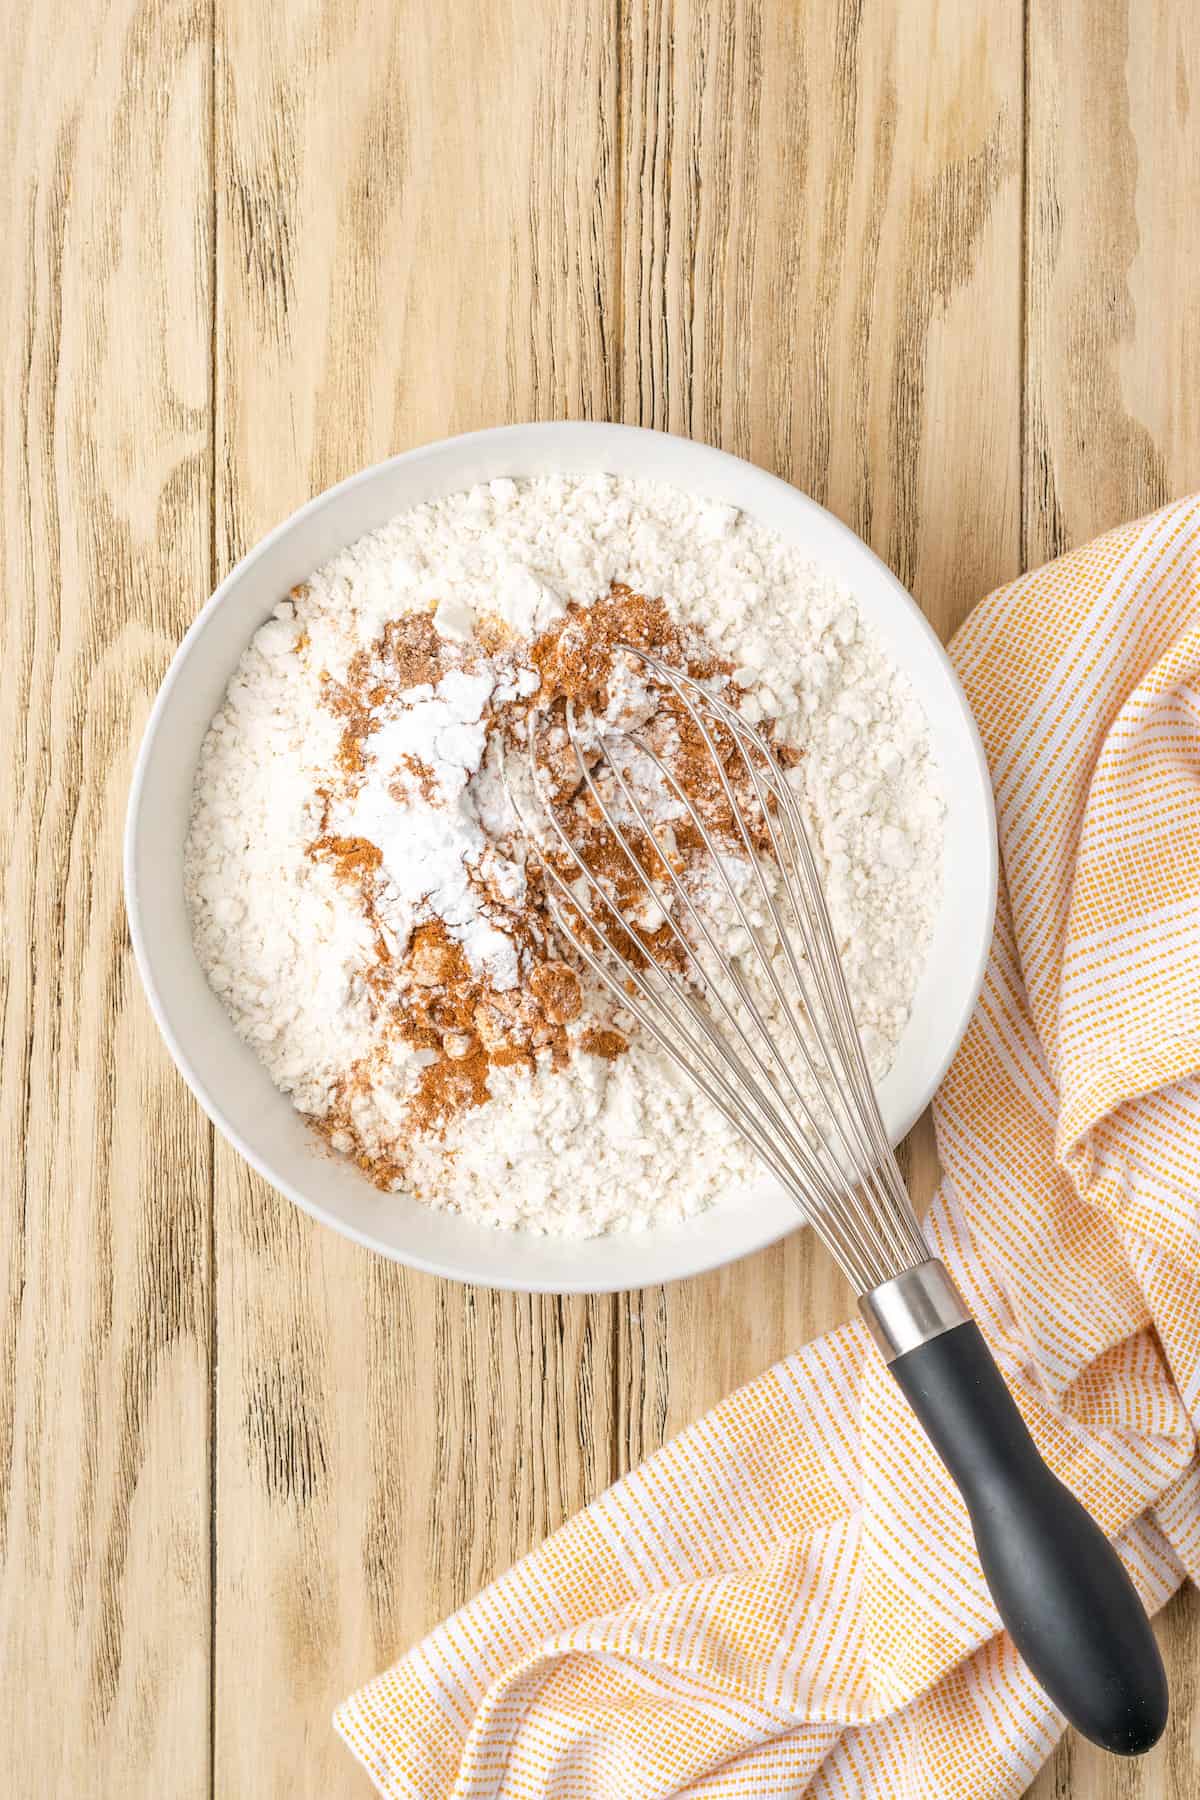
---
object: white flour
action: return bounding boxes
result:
[345,664,524,988]
[186,475,944,1235]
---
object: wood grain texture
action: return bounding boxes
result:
[3,0,1200,1796]
[1024,5,1200,1794]
[1025,0,1200,565]
[212,1,618,1793]
[0,0,214,1793]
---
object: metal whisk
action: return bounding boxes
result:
[504,646,1167,1758]
[515,647,930,1300]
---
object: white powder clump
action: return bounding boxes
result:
[339,664,524,989]
[186,475,944,1235]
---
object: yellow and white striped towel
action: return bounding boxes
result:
[336,499,1200,1798]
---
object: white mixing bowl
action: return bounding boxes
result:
[125,423,996,1293]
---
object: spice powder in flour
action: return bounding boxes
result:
[184,474,946,1235]
[306,584,779,1190]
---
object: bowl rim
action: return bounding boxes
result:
[125,421,998,1292]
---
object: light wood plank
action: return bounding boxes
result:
[1026,0,1200,564]
[0,0,214,1793]
[212,1,619,1791]
[1026,4,1200,1794]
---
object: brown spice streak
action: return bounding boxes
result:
[305,581,786,1190]
[531,582,724,712]
[309,833,382,881]
[323,611,445,780]
[413,1040,493,1130]
[392,753,439,805]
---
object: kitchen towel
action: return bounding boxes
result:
[336,497,1200,1798]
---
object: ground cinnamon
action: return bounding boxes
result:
[305,583,784,1189]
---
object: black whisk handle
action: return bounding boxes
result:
[889,1318,1168,1756]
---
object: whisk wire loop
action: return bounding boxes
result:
[524,761,835,1202]
[601,720,882,1215]
[632,655,923,1264]
[575,722,842,1156]
[503,648,930,1292]
[637,658,904,1208]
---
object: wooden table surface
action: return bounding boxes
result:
[4,0,1199,1794]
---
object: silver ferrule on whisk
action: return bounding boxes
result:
[858,1260,970,1362]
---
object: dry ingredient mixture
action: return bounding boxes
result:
[186,475,944,1235]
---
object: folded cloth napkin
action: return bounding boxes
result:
[336,499,1200,1799]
